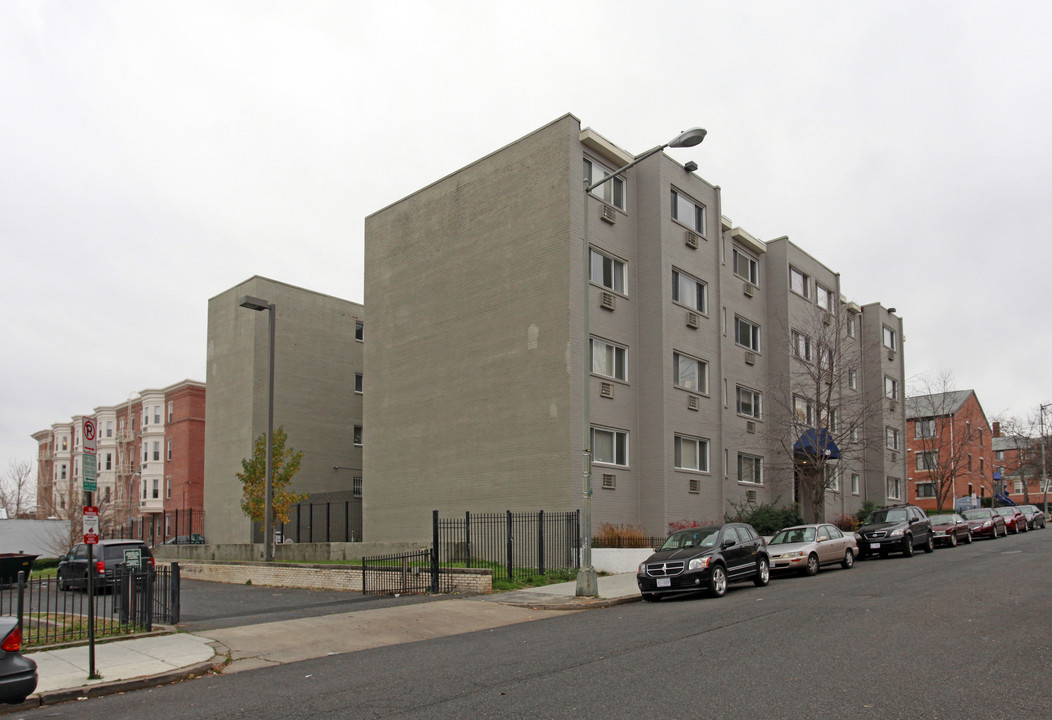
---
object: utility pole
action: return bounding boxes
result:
[1041,403,1050,516]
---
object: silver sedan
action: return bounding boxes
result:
[768,523,858,576]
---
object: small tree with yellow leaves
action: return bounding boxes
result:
[237,426,308,530]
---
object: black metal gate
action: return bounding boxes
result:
[361,549,450,595]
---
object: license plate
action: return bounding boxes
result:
[871,543,881,549]
[657,578,671,588]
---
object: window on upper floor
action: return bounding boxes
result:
[670,188,706,234]
[790,267,810,298]
[883,325,897,350]
[591,426,628,467]
[816,285,833,312]
[847,369,858,390]
[672,268,706,313]
[591,338,627,381]
[917,451,938,470]
[60,464,67,480]
[106,421,113,438]
[353,476,363,498]
[589,248,626,294]
[154,406,161,424]
[733,248,759,286]
[674,352,708,394]
[885,376,898,400]
[168,402,174,422]
[915,419,936,439]
[354,425,363,447]
[152,441,160,462]
[736,386,762,419]
[847,314,857,338]
[355,373,363,394]
[674,434,709,472]
[886,427,900,450]
[355,321,364,342]
[735,316,760,351]
[583,157,625,210]
[916,481,935,499]
[61,437,67,451]
[793,395,815,426]
[851,473,860,495]
[887,476,902,499]
[792,329,813,362]
[738,453,763,484]
[166,440,172,461]
[996,450,1004,460]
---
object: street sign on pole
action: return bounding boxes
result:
[83,506,100,544]
[83,454,97,493]
[83,417,97,455]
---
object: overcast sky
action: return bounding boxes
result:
[3,1,1051,480]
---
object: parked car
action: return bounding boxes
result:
[993,506,1028,534]
[960,508,1006,539]
[1017,505,1046,530]
[767,523,857,575]
[856,505,934,558]
[162,534,205,545]
[58,539,155,593]
[0,616,36,705]
[637,523,770,601]
[929,513,972,548]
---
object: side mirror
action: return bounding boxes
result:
[722,537,736,548]
[817,536,829,542]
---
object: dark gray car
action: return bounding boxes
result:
[0,616,36,705]
[58,539,154,593]
[856,504,934,558]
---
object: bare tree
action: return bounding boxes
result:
[0,460,35,518]
[992,412,1043,505]
[767,303,882,523]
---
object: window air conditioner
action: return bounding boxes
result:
[746,421,756,434]
[601,204,616,224]
[600,292,616,311]
[745,351,756,366]
[686,312,700,328]
[743,282,754,297]
[686,231,699,249]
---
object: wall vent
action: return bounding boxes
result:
[745,351,757,366]
[601,204,617,224]
[888,350,896,362]
[823,314,832,326]
[689,478,700,494]
[600,382,615,399]
[602,473,616,489]
[685,231,700,249]
[890,451,898,463]
[687,395,700,411]
[743,281,755,297]
[889,400,897,412]
[686,312,700,328]
[746,421,756,434]
[600,292,616,311]
[746,490,757,503]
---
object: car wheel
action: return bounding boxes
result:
[949,533,958,548]
[965,530,973,544]
[641,593,660,602]
[754,557,770,587]
[924,535,935,553]
[1013,523,1020,534]
[841,548,855,569]
[802,553,820,576]
[902,536,914,557]
[708,565,727,598]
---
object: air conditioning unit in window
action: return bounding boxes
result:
[743,282,754,297]
[746,421,756,434]
[601,204,616,224]
[685,231,699,249]
[602,473,616,489]
[600,292,616,311]
[600,382,614,399]
[890,452,898,463]
[686,312,700,328]
[888,350,896,362]
[687,395,700,411]
[745,351,756,366]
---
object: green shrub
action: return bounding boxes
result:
[724,498,802,535]
[593,522,653,549]
[855,501,880,525]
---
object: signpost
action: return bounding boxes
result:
[82,417,100,679]
[83,418,98,493]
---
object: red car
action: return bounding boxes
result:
[929,513,972,547]
[960,508,1006,539]
[993,506,1028,534]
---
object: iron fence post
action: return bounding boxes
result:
[170,563,181,624]
[16,571,24,634]
[538,510,545,576]
[465,511,472,568]
[506,510,514,580]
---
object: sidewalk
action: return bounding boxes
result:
[9,573,641,711]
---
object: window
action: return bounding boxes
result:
[735,316,760,351]
[154,406,161,424]
[671,188,705,233]
[166,439,172,461]
[733,248,759,285]
[816,285,832,312]
[851,473,860,495]
[828,409,838,432]
[354,373,363,394]
[589,248,626,294]
[591,338,627,381]
[105,453,112,470]
[104,486,111,502]
[789,267,810,298]
[674,352,708,393]
[967,454,973,471]
[61,436,67,451]
[672,269,706,313]
[827,466,841,492]
[355,321,364,341]
[152,479,159,499]
[354,425,363,446]
[916,451,937,470]
[736,386,762,418]
[883,325,897,350]
[847,369,857,390]
[738,453,763,484]
[884,376,898,400]
[1014,479,1023,493]
[591,427,628,466]
[675,435,709,472]
[152,441,160,462]
[791,330,813,361]
[584,157,625,210]
[143,445,149,462]
[916,482,935,499]
[106,421,113,438]
[794,395,815,426]
[996,450,1004,460]
[886,427,900,450]
[887,477,902,499]
[60,464,67,480]
[353,476,363,498]
[911,419,935,439]
[846,314,857,338]
[167,476,171,499]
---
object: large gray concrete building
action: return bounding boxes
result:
[363,114,907,541]
[203,276,364,544]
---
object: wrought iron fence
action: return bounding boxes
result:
[104,511,206,546]
[434,509,580,581]
[0,565,180,647]
[361,548,451,596]
[270,497,363,543]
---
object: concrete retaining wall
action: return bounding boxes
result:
[593,548,652,574]
[153,542,424,563]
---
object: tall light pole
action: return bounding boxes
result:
[239,295,276,562]
[1041,402,1050,516]
[576,127,706,597]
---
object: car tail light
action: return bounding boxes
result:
[96,560,106,574]
[148,556,155,567]
[1,626,22,653]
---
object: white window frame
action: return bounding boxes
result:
[738,453,763,485]
[886,427,900,451]
[355,373,363,394]
[673,352,708,394]
[355,321,364,342]
[735,316,761,351]
[354,425,363,447]
[591,426,628,467]
[789,267,810,298]
[851,473,860,495]
[885,376,898,400]
[883,325,897,350]
[736,386,762,419]
[590,337,628,381]
[794,395,815,426]
[792,329,813,361]
[584,157,625,210]
[887,476,902,499]
[670,188,706,234]
[733,248,759,286]
[915,419,936,439]
[847,369,857,390]
[916,481,936,499]
[589,248,626,294]
[816,284,833,312]
[672,268,707,313]
[917,451,937,470]
[674,434,709,472]
[846,314,857,338]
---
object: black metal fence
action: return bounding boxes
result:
[104,511,206,546]
[268,497,363,544]
[434,509,581,581]
[0,564,180,647]
[361,548,451,596]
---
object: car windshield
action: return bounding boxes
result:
[770,527,816,544]
[930,514,956,524]
[868,509,907,524]
[993,507,1014,516]
[659,527,720,551]
[961,509,990,520]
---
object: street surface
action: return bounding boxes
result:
[21,529,1052,719]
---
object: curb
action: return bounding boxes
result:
[496,595,642,611]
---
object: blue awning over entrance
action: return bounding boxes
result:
[793,428,841,460]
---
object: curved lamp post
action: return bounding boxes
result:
[577,128,706,597]
[239,295,276,562]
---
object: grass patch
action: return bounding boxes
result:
[491,568,579,592]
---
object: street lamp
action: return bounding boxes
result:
[577,127,706,597]
[239,294,276,562]
[1040,402,1050,516]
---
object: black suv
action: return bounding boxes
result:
[58,539,154,593]
[637,523,770,601]
[856,505,934,558]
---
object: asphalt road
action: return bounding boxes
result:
[23,529,1052,719]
